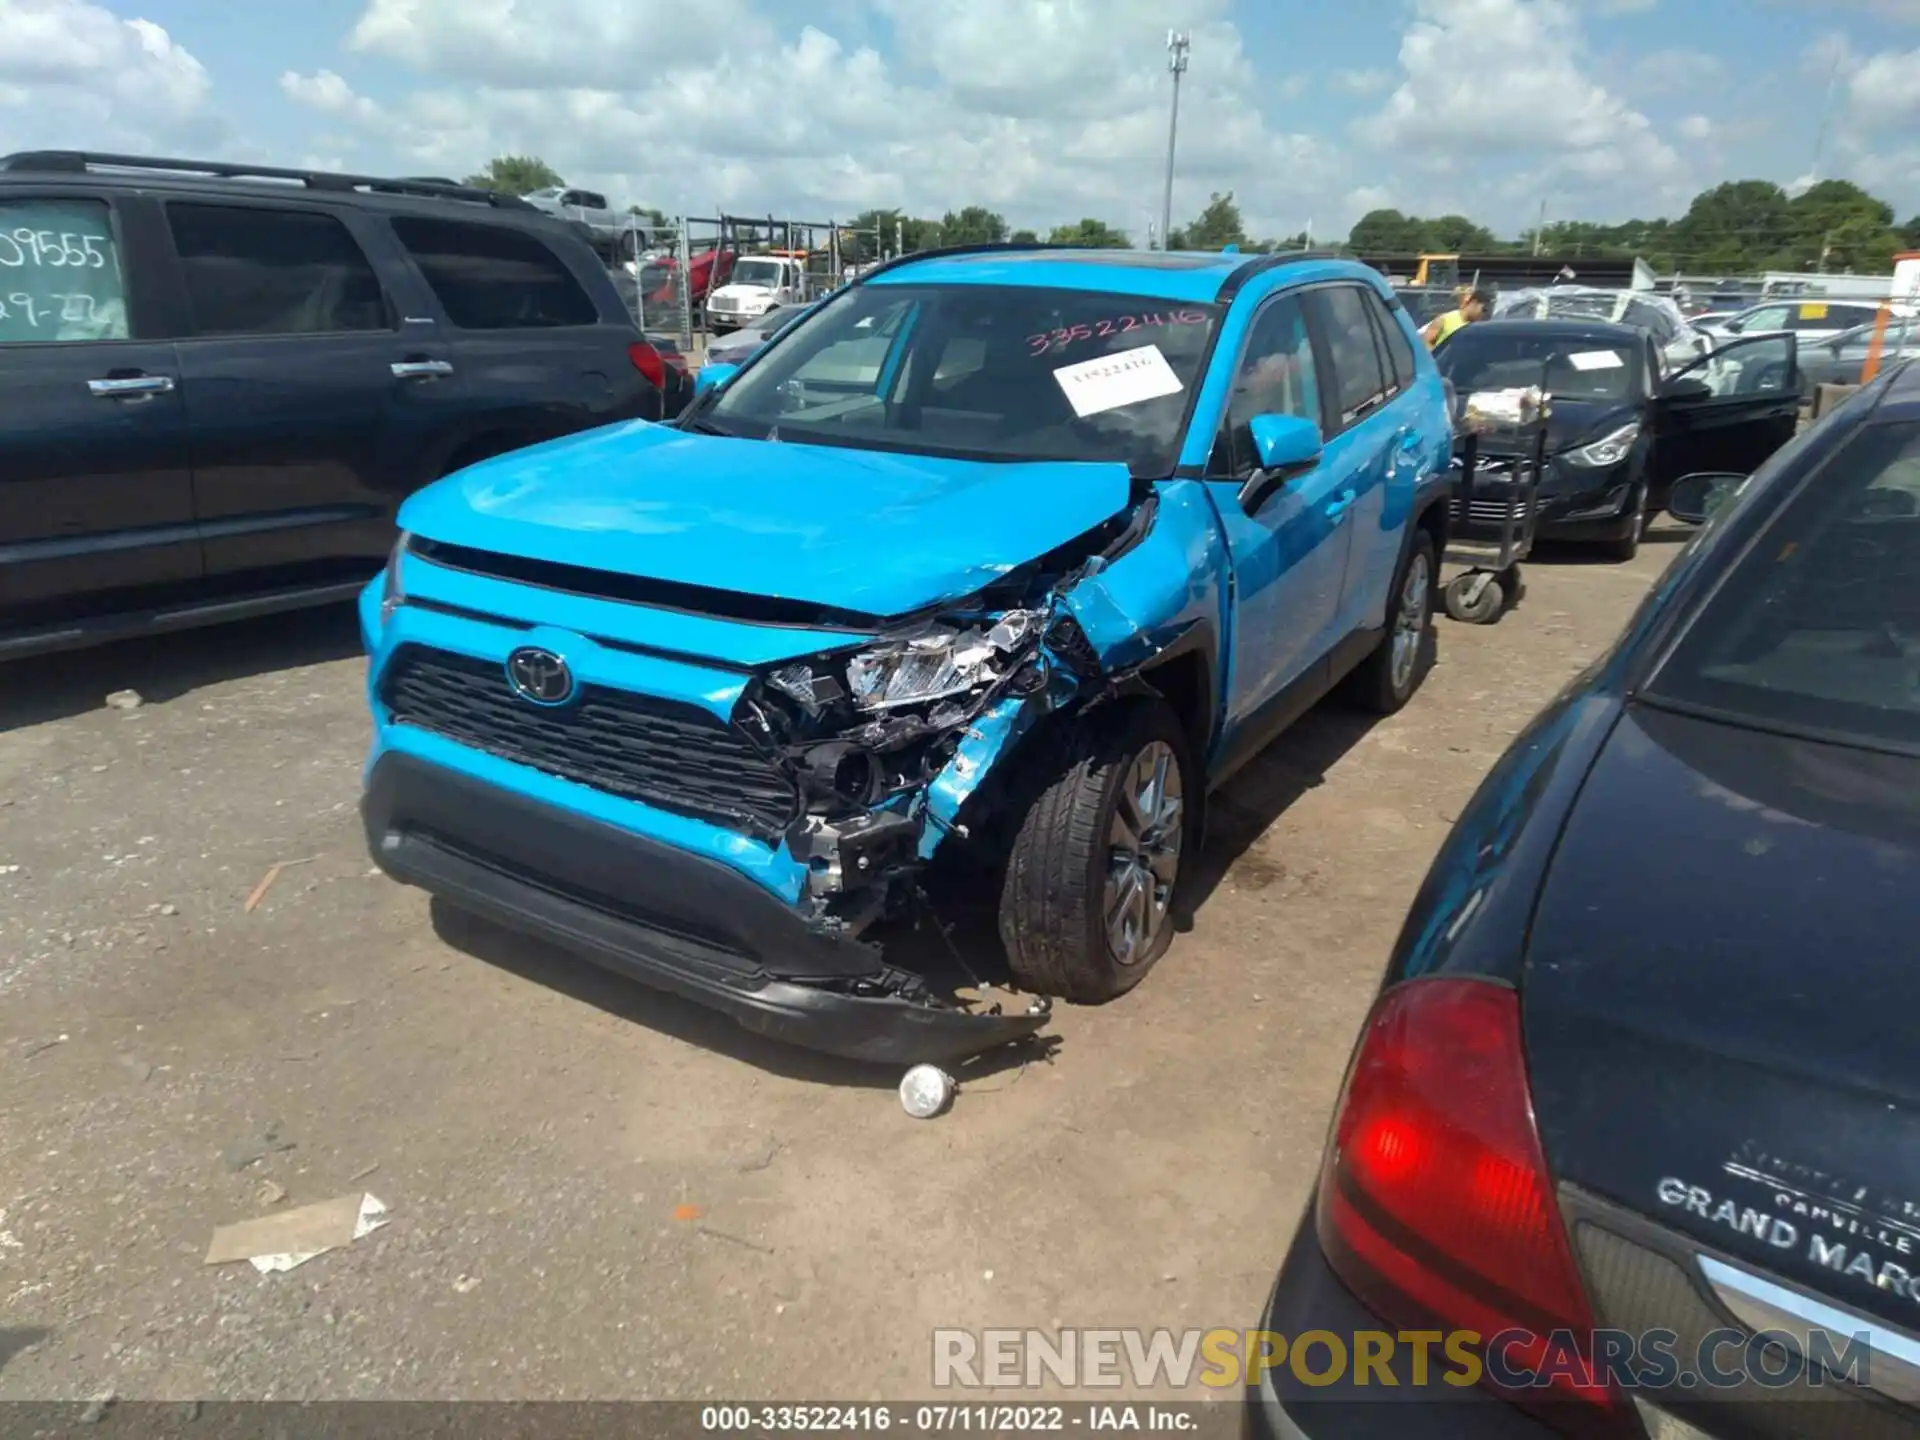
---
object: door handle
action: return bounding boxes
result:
[1325,488,1358,523]
[1397,428,1422,454]
[391,360,454,379]
[88,374,174,397]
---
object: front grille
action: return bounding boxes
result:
[381,647,797,836]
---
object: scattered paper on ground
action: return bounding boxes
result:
[205,1193,388,1273]
[1051,344,1182,418]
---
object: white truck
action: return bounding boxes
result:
[521,187,655,259]
[705,253,815,333]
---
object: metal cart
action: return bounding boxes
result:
[1440,382,1550,624]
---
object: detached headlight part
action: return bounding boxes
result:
[1565,422,1641,468]
[380,531,409,619]
[843,611,1043,712]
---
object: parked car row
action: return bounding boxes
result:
[0,150,685,660]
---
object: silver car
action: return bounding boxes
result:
[702,301,817,368]
[1695,298,1885,348]
[1795,316,1919,393]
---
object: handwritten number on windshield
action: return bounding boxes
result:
[1027,309,1208,356]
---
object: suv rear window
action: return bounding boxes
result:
[0,198,130,343]
[168,204,389,337]
[391,218,598,330]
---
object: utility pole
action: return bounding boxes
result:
[1809,49,1844,188]
[1532,199,1547,257]
[1160,30,1190,251]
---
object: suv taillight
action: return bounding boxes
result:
[1316,978,1626,1432]
[628,342,667,389]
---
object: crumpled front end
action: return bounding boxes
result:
[359,480,1222,1064]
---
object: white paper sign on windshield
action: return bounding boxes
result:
[1567,350,1625,371]
[1052,344,1184,418]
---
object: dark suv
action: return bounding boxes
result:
[0,150,678,660]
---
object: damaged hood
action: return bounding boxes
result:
[400,420,1138,619]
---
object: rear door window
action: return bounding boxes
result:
[391,217,599,330]
[1306,285,1389,429]
[1364,289,1416,395]
[167,204,389,337]
[0,197,131,343]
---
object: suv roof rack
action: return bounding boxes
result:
[848,241,1066,287]
[0,152,538,211]
[1215,249,1348,303]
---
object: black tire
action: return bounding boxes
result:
[1600,485,1647,562]
[1345,529,1437,713]
[998,700,1194,1004]
[1443,573,1504,624]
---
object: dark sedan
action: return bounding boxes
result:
[1251,357,1920,1437]
[1436,319,1801,560]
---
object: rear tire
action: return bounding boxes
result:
[998,701,1194,1004]
[1346,530,1437,713]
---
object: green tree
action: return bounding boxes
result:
[461,155,563,195]
[1669,180,1791,271]
[1902,216,1920,250]
[1788,179,1901,271]
[1048,218,1130,248]
[1421,214,1498,252]
[1009,228,1040,244]
[1347,208,1427,253]
[627,205,668,227]
[939,205,1009,245]
[1179,191,1249,251]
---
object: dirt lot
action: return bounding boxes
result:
[0,532,1679,1401]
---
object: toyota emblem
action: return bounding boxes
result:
[505,647,574,706]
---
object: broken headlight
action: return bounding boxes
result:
[771,610,1041,716]
[845,611,1040,711]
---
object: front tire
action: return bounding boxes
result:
[1600,484,1647,563]
[998,701,1193,1004]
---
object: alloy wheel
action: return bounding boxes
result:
[1104,741,1184,966]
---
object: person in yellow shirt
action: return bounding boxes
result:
[1422,286,1494,347]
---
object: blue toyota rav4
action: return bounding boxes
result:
[359,245,1455,1063]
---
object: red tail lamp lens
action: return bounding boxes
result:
[1316,978,1619,1424]
[628,342,667,388]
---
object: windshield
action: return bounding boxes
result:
[732,260,789,288]
[1645,420,1920,754]
[703,283,1220,473]
[1435,330,1638,403]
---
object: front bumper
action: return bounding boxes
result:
[1456,456,1640,546]
[1245,1212,1560,1439]
[363,750,1050,1065]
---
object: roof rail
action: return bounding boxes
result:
[1215,249,1348,303]
[848,241,1066,286]
[0,151,538,211]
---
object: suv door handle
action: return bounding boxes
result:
[1397,427,1422,454]
[391,360,454,379]
[88,374,174,398]
[1325,488,1358,523]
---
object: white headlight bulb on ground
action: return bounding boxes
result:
[899,1064,955,1119]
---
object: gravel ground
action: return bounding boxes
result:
[0,531,1680,1401]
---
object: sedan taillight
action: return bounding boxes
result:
[1316,978,1629,1433]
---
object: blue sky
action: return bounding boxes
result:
[5,0,1919,244]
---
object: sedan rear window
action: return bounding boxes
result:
[1646,420,1920,754]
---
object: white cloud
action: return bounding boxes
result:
[1850,46,1920,129]
[1332,68,1392,95]
[280,69,382,123]
[0,0,217,151]
[1355,0,1690,217]
[1678,114,1714,140]
[309,0,1335,242]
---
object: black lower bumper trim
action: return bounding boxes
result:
[362,751,1050,1066]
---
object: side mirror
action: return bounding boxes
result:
[1668,471,1746,525]
[1238,413,1323,516]
[694,362,740,398]
[1724,320,1744,334]
[1661,376,1713,403]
